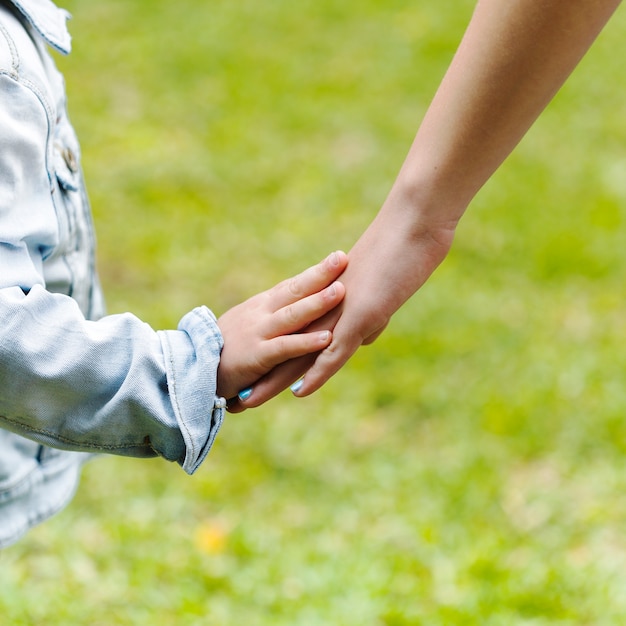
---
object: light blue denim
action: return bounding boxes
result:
[0,0,226,548]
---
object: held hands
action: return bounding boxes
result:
[216,251,348,403]
[231,207,457,411]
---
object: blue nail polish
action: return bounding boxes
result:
[238,387,253,401]
[290,379,304,394]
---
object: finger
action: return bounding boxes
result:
[236,353,317,409]
[260,329,333,369]
[233,330,333,410]
[291,317,385,397]
[226,396,246,414]
[362,323,388,345]
[292,338,359,397]
[233,307,344,410]
[266,281,345,337]
[267,250,348,311]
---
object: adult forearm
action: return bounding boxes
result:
[391,0,621,229]
[235,0,622,404]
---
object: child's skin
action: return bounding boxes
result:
[216,250,347,401]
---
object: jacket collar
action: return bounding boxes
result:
[9,0,72,54]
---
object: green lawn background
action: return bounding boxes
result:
[2,1,626,623]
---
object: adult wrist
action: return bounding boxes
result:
[380,173,461,258]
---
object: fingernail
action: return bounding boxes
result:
[238,387,253,401]
[319,330,330,342]
[329,251,339,267]
[326,283,336,298]
[290,379,304,395]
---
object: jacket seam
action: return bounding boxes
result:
[0,414,154,452]
[0,67,54,129]
[160,330,196,464]
[0,18,19,75]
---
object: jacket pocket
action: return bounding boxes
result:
[47,115,95,312]
[51,120,82,245]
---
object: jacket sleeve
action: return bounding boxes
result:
[0,287,225,474]
[0,57,225,476]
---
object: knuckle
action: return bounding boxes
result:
[323,342,342,360]
[274,335,288,354]
[282,303,300,327]
[287,276,302,298]
[322,283,338,303]
[254,350,273,373]
[263,336,288,366]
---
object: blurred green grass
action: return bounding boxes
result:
[3,0,626,623]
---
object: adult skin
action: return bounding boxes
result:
[230,0,622,412]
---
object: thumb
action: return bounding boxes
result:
[291,325,361,397]
[294,317,390,395]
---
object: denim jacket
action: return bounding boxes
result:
[0,0,226,548]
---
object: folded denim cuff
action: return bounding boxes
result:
[158,306,225,474]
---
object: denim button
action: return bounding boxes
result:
[62,147,78,173]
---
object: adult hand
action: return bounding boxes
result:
[229,205,456,412]
[228,0,621,412]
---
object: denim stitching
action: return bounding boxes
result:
[0,414,154,452]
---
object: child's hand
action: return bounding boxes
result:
[216,251,348,402]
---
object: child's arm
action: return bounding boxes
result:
[1,8,346,470]
[0,252,346,472]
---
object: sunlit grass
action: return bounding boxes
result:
[2,0,626,624]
